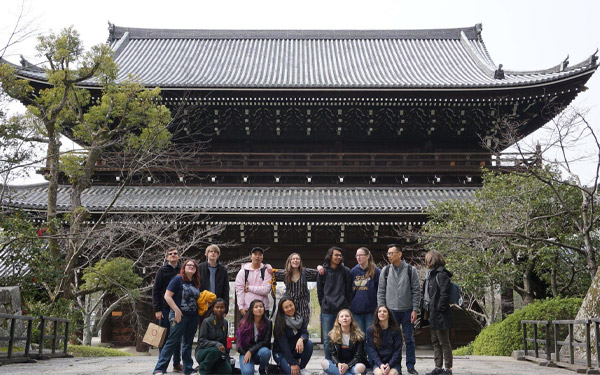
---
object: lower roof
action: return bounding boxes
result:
[3,184,476,214]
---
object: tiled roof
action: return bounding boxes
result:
[6,24,597,89]
[2,184,476,214]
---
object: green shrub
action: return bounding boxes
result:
[470,297,582,356]
[452,342,473,355]
[68,345,132,357]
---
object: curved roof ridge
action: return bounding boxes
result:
[108,23,483,42]
[459,31,496,78]
[505,52,599,75]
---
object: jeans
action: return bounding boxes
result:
[322,359,366,375]
[353,313,374,365]
[321,313,336,360]
[391,310,415,370]
[239,346,271,375]
[154,312,199,374]
[195,346,233,375]
[430,329,453,369]
[273,340,314,374]
[158,306,181,366]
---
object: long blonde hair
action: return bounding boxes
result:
[284,253,303,285]
[328,309,365,344]
[356,247,376,279]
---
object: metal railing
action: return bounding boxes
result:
[522,319,600,373]
[0,314,71,364]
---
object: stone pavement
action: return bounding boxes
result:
[0,349,578,375]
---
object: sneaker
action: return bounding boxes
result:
[153,372,164,375]
[259,368,267,375]
[300,370,311,375]
[442,370,452,375]
[425,369,443,375]
[407,369,419,375]
[173,364,184,372]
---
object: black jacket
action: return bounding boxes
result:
[198,261,230,313]
[237,320,273,355]
[152,263,181,312]
[273,318,310,366]
[317,262,352,314]
[421,266,453,330]
[328,337,367,368]
[195,313,229,353]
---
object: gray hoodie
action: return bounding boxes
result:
[377,260,420,312]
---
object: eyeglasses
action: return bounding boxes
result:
[356,254,367,258]
[185,264,196,268]
[387,252,399,256]
[168,252,178,256]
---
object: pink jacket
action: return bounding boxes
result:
[235,262,272,311]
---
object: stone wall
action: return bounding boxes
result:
[0,286,25,341]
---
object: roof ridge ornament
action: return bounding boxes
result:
[494,64,505,80]
[19,55,44,72]
[475,23,483,42]
[107,22,115,43]
[560,55,569,71]
[591,49,598,66]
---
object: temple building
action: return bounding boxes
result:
[3,23,597,346]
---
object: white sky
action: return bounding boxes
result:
[2,0,599,184]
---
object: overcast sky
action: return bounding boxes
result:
[2,0,599,184]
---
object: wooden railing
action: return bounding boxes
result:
[521,319,600,373]
[95,151,538,174]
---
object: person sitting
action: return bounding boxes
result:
[195,299,233,375]
[321,309,367,375]
[272,297,314,375]
[236,299,272,375]
[366,305,403,375]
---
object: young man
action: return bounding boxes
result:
[152,247,183,373]
[377,244,421,375]
[317,246,352,360]
[235,247,273,317]
[198,244,230,315]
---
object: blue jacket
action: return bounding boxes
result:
[366,326,403,368]
[350,265,380,315]
[273,318,310,366]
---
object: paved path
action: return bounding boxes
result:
[1,349,577,375]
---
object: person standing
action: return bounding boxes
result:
[199,244,230,315]
[235,247,273,317]
[152,247,183,373]
[350,246,380,364]
[317,246,352,360]
[377,244,420,375]
[271,253,316,323]
[153,259,201,375]
[366,305,403,375]
[422,250,453,375]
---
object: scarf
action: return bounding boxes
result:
[423,269,432,311]
[285,314,304,335]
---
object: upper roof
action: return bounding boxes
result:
[8,24,598,90]
[2,184,475,214]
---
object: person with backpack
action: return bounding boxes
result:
[235,247,273,318]
[421,250,454,375]
[377,244,420,375]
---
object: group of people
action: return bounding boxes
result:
[151,244,455,375]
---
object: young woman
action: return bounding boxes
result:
[273,297,314,375]
[422,250,453,375]
[272,253,316,323]
[236,299,273,375]
[350,246,380,363]
[321,309,367,375]
[153,259,201,375]
[195,299,232,375]
[366,305,403,375]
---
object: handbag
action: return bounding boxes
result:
[142,322,167,348]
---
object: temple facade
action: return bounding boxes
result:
[3,23,597,346]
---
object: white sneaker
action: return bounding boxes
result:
[300,369,311,375]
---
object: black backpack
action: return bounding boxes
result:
[244,266,277,314]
